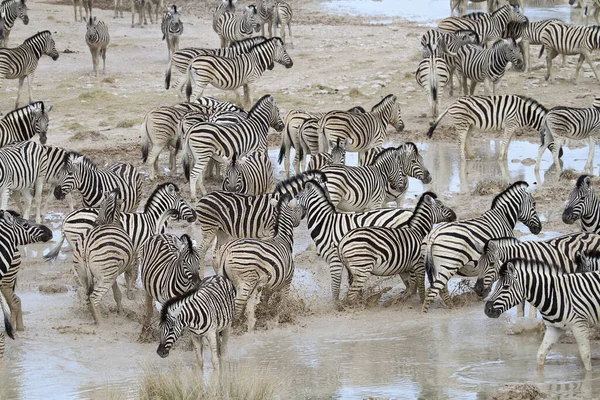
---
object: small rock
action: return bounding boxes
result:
[404,85,416,93]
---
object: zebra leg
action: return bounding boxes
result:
[245,285,262,332]
[26,74,34,105]
[551,137,563,171]
[189,162,208,201]
[287,22,294,49]
[499,126,517,161]
[469,80,478,96]
[329,259,345,303]
[457,125,472,160]
[191,333,205,371]
[536,325,563,370]
[111,281,124,314]
[574,54,585,83]
[422,271,453,313]
[545,49,558,82]
[572,322,592,371]
[20,190,33,221]
[0,188,9,211]
[114,0,118,18]
[206,331,221,371]
[0,286,17,331]
[219,327,230,358]
[345,265,371,304]
[585,136,596,174]
[535,139,551,171]
[34,176,44,224]
[243,84,252,110]
[14,77,26,109]
[124,261,138,301]
[517,301,525,317]
[582,50,600,83]
[67,193,75,212]
[138,292,154,342]
[73,0,78,20]
[101,48,107,75]
[0,332,4,360]
[528,303,537,319]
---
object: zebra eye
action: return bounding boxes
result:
[502,284,510,290]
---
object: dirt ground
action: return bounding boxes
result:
[1,0,600,398]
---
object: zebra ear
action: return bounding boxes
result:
[288,197,298,208]
[526,182,537,193]
[269,197,278,207]
[47,105,53,112]
[584,176,592,188]
[506,262,517,279]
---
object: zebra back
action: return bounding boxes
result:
[0,101,49,147]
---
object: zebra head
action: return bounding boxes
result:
[40,31,59,61]
[0,210,52,243]
[484,261,525,319]
[502,4,528,25]
[397,142,432,184]
[157,292,189,358]
[168,5,182,27]
[418,192,457,224]
[53,152,84,200]
[271,37,293,69]
[474,237,520,298]
[174,234,202,287]
[330,138,347,165]
[496,181,541,234]
[519,184,542,234]
[222,152,245,193]
[501,37,524,71]
[94,188,122,227]
[563,175,596,225]
[373,94,404,133]
[32,102,50,145]
[14,0,29,25]
[146,182,196,223]
[260,94,284,132]
[244,4,259,30]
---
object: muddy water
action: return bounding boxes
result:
[322,0,585,25]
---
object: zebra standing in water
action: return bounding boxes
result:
[485,258,600,371]
[456,37,523,96]
[540,21,600,83]
[0,31,59,109]
[563,175,600,233]
[0,102,50,147]
[273,1,293,47]
[161,5,183,60]
[73,0,92,21]
[0,141,47,224]
[318,94,404,162]
[185,37,293,106]
[75,189,134,325]
[139,233,201,342]
[221,151,274,195]
[339,192,456,304]
[164,36,266,96]
[53,152,142,212]
[212,0,236,33]
[416,43,450,123]
[256,0,273,37]
[85,17,110,76]
[535,98,600,174]
[217,194,299,332]
[422,181,542,313]
[306,139,346,171]
[215,5,257,47]
[0,0,28,48]
[157,275,236,372]
[427,95,553,161]
[181,95,284,200]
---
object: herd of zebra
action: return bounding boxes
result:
[2,0,600,380]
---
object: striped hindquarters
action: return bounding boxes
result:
[222,151,274,195]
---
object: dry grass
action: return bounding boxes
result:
[490,383,546,400]
[139,365,279,400]
[38,283,69,294]
[102,76,116,84]
[450,279,480,308]
[473,178,510,196]
[559,168,581,181]
[116,119,138,128]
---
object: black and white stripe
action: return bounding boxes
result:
[161,5,183,60]
[157,275,236,371]
[53,152,142,212]
[416,45,450,122]
[563,175,600,233]
[339,192,457,304]
[139,233,201,341]
[423,181,542,312]
[85,17,110,76]
[222,151,274,195]
[504,19,563,72]
[306,139,346,171]
[214,4,257,47]
[485,258,600,370]
[256,0,273,37]
[0,0,28,48]
[41,146,75,215]
[0,101,49,147]
[212,0,236,33]
[184,37,293,107]
[181,95,283,200]
[273,1,293,47]
[0,31,59,109]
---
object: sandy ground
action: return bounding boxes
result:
[0,0,600,398]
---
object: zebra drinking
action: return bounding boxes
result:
[85,17,110,76]
[563,175,600,233]
[161,5,183,60]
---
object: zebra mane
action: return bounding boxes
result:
[347,105,366,113]
[273,192,292,236]
[576,175,592,188]
[179,233,194,253]
[143,182,180,213]
[490,181,528,209]
[24,31,51,45]
[1,101,44,122]
[372,147,396,163]
[483,236,519,253]
[499,257,567,277]
[463,11,486,20]
[371,94,395,112]
[159,284,200,322]
[518,96,548,113]
[247,94,272,117]
[305,179,335,208]
[400,142,418,153]
[491,4,511,17]
[65,151,97,170]
[0,210,20,218]
[412,191,437,213]
[273,170,326,196]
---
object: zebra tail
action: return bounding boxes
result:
[274,6,281,27]
[182,142,191,181]
[141,114,151,163]
[165,58,173,90]
[427,105,450,139]
[425,241,436,287]
[185,67,194,101]
[538,45,545,59]
[277,142,286,165]
[80,259,94,299]
[0,292,13,340]
[43,234,65,262]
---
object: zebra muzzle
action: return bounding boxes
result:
[562,209,577,224]
[484,301,501,318]
[156,344,170,358]
[54,186,66,200]
[473,279,489,298]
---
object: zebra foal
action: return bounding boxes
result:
[563,175,600,233]
[0,31,59,109]
[85,17,109,76]
[157,275,236,372]
[222,151,274,195]
[0,0,28,48]
[139,233,201,342]
[161,5,183,60]
[486,258,600,370]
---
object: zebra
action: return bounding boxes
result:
[128,0,160,27]
[217,193,298,332]
[273,1,293,47]
[438,5,528,46]
[0,31,59,109]
[563,175,600,233]
[323,144,431,212]
[161,5,183,60]
[85,17,110,77]
[139,233,201,342]
[157,275,236,372]
[196,171,322,262]
[0,0,28,48]
[456,37,523,96]
[306,139,346,171]
[540,21,600,83]
[53,152,142,212]
[44,182,196,301]
[416,45,450,123]
[256,0,274,37]
[0,211,51,331]
[184,37,293,107]
[297,180,414,301]
[212,0,236,33]
[584,0,600,25]
[75,189,135,325]
[0,141,47,224]
[181,95,284,200]
[0,101,50,147]
[41,146,75,217]
[318,95,404,161]
[535,98,600,174]
[73,0,92,22]
[427,95,553,161]
[141,98,246,181]
[214,4,258,48]
[164,36,267,96]
[420,29,480,96]
[339,192,457,304]
[485,257,600,371]
[504,19,565,73]
[222,151,274,195]
[422,181,542,313]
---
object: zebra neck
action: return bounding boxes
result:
[407,206,434,238]
[248,44,274,72]
[485,205,518,230]
[582,195,600,232]
[22,40,45,60]
[304,195,335,227]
